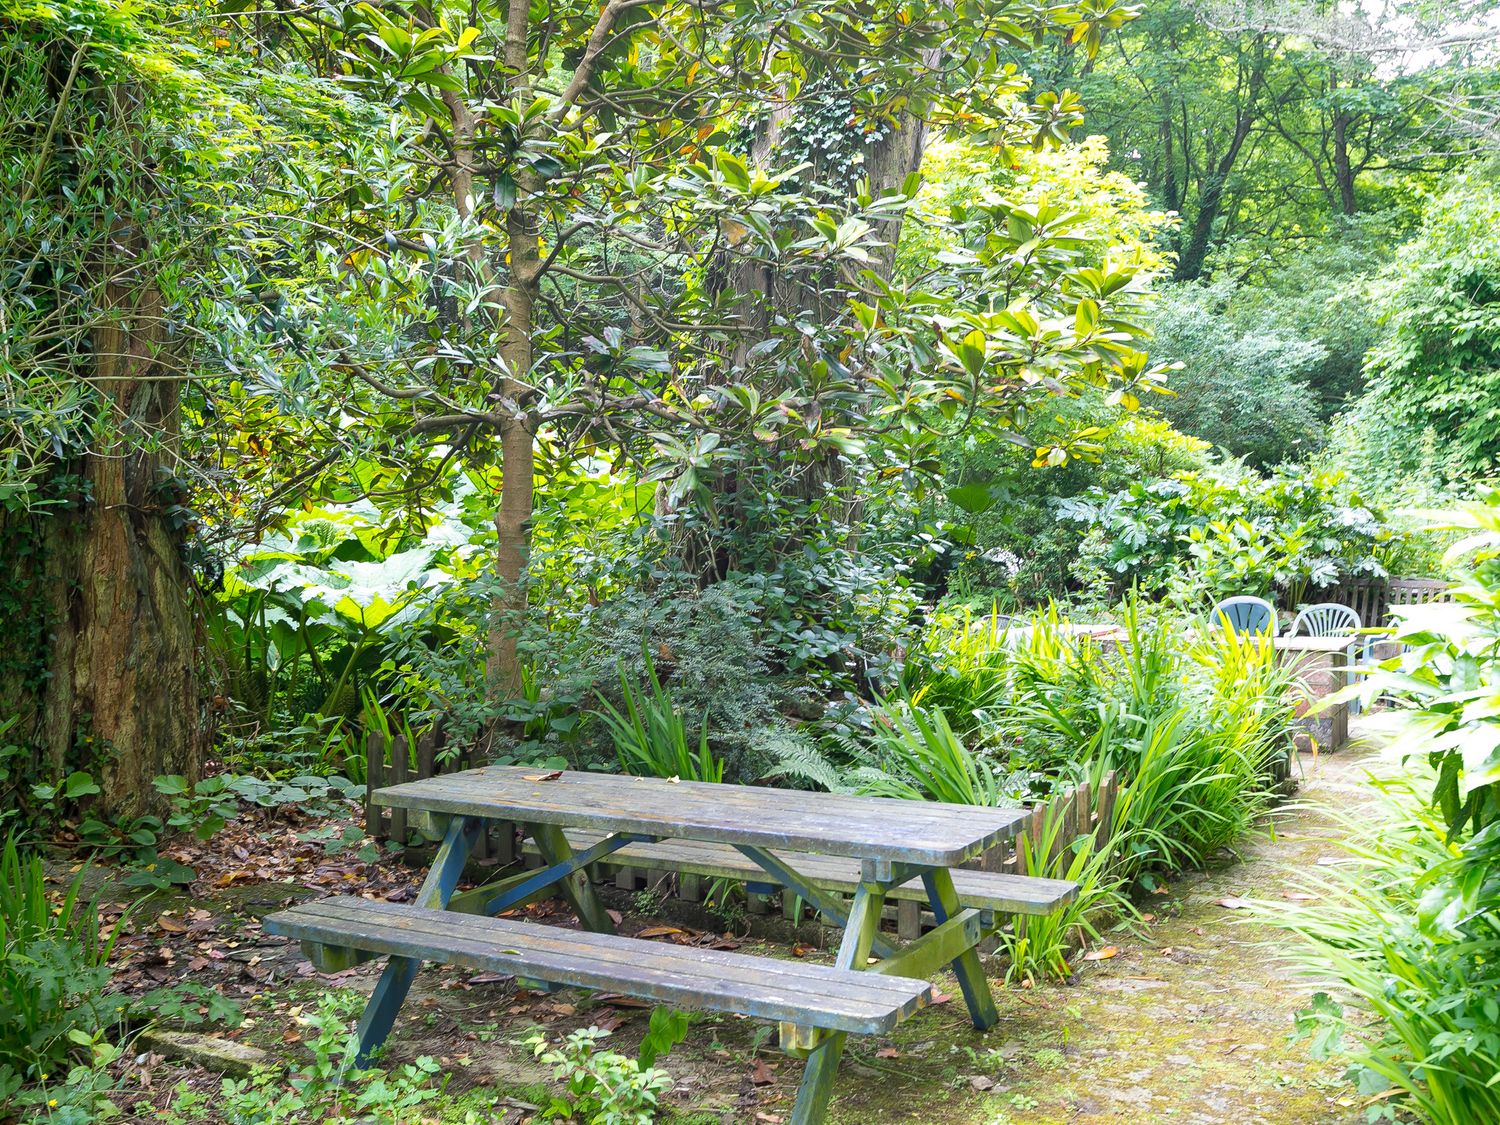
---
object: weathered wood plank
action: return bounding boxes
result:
[371,768,1026,865]
[523,832,1077,916]
[265,898,930,1034]
[273,897,923,1009]
[389,735,408,844]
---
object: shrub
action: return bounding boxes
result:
[1261,774,1500,1125]
[531,580,829,781]
[1061,461,1403,605]
[1144,280,1329,466]
[528,1026,674,1125]
[0,835,120,1093]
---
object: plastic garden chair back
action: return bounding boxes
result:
[1210,595,1278,637]
[1290,602,1361,638]
[1291,602,1367,715]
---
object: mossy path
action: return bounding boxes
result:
[818,731,1384,1125]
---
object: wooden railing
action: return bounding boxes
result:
[1316,576,1453,629]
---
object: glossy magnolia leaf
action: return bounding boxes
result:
[946,483,999,514]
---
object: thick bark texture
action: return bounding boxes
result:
[2,282,201,816]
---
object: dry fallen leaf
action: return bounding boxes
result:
[521,771,563,782]
[930,990,953,1005]
[1215,896,1253,910]
[156,914,188,934]
[1140,912,1156,923]
[967,1075,995,1091]
[637,926,684,939]
[875,1047,900,1059]
[1160,947,1175,956]
[750,1058,776,1086]
[1082,945,1120,961]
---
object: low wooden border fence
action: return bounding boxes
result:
[1320,576,1453,629]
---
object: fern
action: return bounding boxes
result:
[764,735,849,793]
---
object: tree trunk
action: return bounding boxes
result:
[1331,106,1357,215]
[0,162,202,815]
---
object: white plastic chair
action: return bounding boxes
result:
[1290,602,1365,715]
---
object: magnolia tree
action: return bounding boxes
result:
[216,0,1165,700]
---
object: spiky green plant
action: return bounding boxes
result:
[0,834,121,1084]
[597,655,724,783]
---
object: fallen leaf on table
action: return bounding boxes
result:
[1215,896,1253,910]
[1082,946,1120,961]
[522,771,562,782]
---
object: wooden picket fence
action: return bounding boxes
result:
[363,729,516,866]
[1321,576,1453,629]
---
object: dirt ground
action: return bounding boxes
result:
[106,729,1393,1125]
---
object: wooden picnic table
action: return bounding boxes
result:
[266,767,1043,1124]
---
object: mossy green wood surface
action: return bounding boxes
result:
[265,897,931,1034]
[537,830,1077,915]
[789,881,889,1125]
[372,766,1028,864]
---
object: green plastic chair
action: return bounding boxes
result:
[1211,596,1278,637]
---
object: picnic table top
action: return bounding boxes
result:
[372,766,1029,865]
[1272,634,1357,652]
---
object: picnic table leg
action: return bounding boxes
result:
[530,822,616,934]
[922,869,998,1031]
[355,815,481,1066]
[788,881,887,1125]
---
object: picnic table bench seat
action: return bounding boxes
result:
[520,830,1078,918]
[265,896,933,1035]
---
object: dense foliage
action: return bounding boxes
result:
[1268,491,1500,1125]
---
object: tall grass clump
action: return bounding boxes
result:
[598,656,724,782]
[0,834,120,1093]
[843,592,1300,981]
